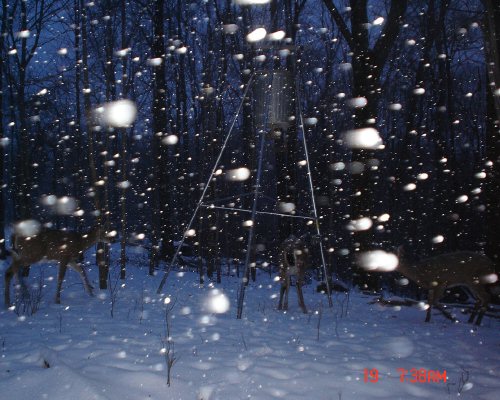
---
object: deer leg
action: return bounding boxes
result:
[68,262,94,296]
[4,268,12,307]
[474,307,487,326]
[278,283,285,310]
[4,261,29,306]
[284,276,290,310]
[278,267,288,311]
[296,279,307,314]
[468,297,482,324]
[21,266,30,278]
[429,286,457,322]
[55,262,68,304]
[4,261,18,307]
[468,302,480,325]
[17,265,31,300]
[425,289,434,322]
[434,303,457,322]
[278,276,290,311]
[468,287,490,326]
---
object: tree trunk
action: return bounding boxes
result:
[323,0,408,292]
[0,0,7,258]
[150,0,168,275]
[119,0,129,279]
[79,0,107,288]
[16,0,32,221]
[482,0,500,269]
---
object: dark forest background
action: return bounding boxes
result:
[0,0,499,293]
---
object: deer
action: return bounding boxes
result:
[4,225,110,307]
[278,235,309,314]
[396,247,497,325]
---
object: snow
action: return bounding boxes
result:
[346,217,373,232]
[388,103,402,111]
[96,100,137,128]
[161,135,179,146]
[346,97,368,109]
[234,0,271,5]
[41,195,78,216]
[267,31,286,41]
[278,202,296,213]
[246,28,267,43]
[357,250,399,272]
[304,117,318,126]
[15,30,31,39]
[1,247,499,400]
[343,127,383,150]
[13,220,42,237]
[225,167,251,182]
[432,235,445,244]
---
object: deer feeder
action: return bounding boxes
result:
[253,71,294,134]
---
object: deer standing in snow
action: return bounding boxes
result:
[396,247,497,325]
[278,235,309,313]
[4,226,110,307]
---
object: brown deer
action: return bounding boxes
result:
[278,235,309,313]
[396,247,497,325]
[5,226,110,307]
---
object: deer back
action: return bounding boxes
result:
[397,248,495,289]
[418,251,494,284]
[12,226,108,264]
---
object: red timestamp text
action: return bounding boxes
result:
[363,368,447,384]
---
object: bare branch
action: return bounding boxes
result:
[322,0,354,49]
[372,0,408,71]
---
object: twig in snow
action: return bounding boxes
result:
[317,301,323,341]
[161,297,178,387]
[241,333,248,351]
[457,367,470,395]
[108,268,121,318]
[14,270,44,316]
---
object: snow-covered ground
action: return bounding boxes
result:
[1,246,499,400]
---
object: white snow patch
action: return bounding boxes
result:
[267,30,285,41]
[432,235,445,244]
[234,0,270,5]
[162,135,179,146]
[223,24,238,34]
[14,219,42,237]
[343,127,383,149]
[203,289,230,314]
[246,28,267,43]
[358,250,399,271]
[347,97,368,108]
[278,202,296,213]
[97,100,137,128]
[225,167,251,181]
[0,243,498,400]
[388,103,402,111]
[347,217,373,231]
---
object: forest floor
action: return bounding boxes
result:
[0,244,499,400]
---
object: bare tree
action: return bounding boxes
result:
[0,0,7,259]
[149,0,168,275]
[482,0,500,270]
[322,0,408,291]
[4,0,63,220]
